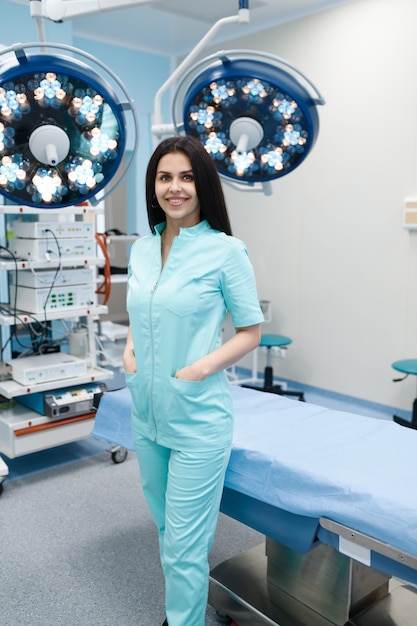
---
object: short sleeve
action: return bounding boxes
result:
[221,239,264,328]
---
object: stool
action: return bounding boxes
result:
[242,333,305,401]
[392,359,417,429]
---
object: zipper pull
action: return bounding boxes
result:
[151,283,157,292]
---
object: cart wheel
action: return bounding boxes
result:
[111,446,128,464]
[215,612,232,624]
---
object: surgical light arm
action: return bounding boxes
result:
[151,4,250,142]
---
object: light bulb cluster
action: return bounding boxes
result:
[0,57,125,207]
[0,87,30,121]
[0,122,16,152]
[183,62,319,183]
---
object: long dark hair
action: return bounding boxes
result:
[146,135,232,235]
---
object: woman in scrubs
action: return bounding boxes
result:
[123,136,263,626]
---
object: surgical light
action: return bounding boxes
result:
[0,42,137,208]
[172,50,324,186]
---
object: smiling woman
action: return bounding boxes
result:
[123,135,263,626]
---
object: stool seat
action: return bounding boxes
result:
[392,359,417,430]
[241,333,304,402]
[392,359,417,376]
[260,334,292,348]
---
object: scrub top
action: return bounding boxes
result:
[126,219,264,451]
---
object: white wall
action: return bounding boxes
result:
[205,0,417,411]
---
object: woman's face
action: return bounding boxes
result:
[154,151,201,228]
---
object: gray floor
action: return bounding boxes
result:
[0,444,262,626]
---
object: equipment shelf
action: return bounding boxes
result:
[0,202,114,470]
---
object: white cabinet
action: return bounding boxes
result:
[0,203,113,459]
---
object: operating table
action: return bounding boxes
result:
[93,384,417,625]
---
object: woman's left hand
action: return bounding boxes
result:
[174,324,261,383]
[174,363,205,381]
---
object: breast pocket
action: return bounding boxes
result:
[166,290,198,317]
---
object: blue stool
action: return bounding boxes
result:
[243,333,305,401]
[392,359,417,429]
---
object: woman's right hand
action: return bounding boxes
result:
[123,349,137,374]
[123,326,137,373]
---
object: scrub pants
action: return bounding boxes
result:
[134,434,231,626]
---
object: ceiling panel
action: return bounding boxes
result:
[7,0,353,56]
[70,0,353,56]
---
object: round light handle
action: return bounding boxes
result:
[229,116,264,152]
[29,124,71,166]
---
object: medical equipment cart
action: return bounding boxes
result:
[0,203,113,478]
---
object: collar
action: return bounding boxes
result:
[155,220,211,238]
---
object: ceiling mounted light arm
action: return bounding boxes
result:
[0,41,138,208]
[30,1,48,44]
[152,0,250,142]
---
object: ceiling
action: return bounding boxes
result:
[12,0,353,57]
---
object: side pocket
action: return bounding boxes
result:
[125,371,139,403]
[125,371,137,383]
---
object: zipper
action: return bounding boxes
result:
[149,281,158,441]
[148,235,177,441]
